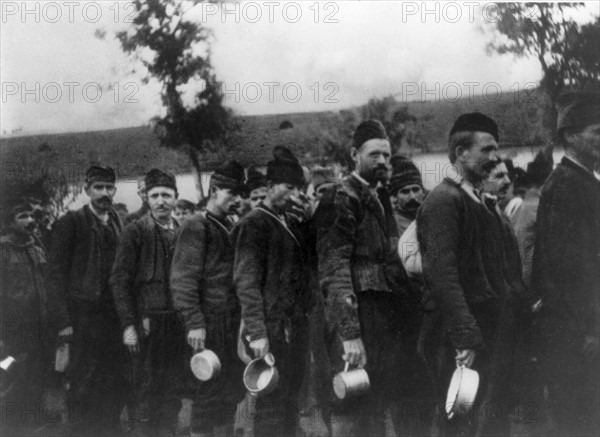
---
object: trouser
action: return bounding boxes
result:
[538,325,599,436]
[251,315,309,437]
[127,311,186,435]
[66,301,129,436]
[419,301,516,437]
[191,310,245,436]
[328,291,405,437]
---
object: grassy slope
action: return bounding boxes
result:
[1,90,544,177]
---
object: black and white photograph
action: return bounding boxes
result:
[1,1,599,436]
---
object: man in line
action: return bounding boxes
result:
[246,166,268,211]
[48,165,128,436]
[111,169,184,437]
[171,161,246,437]
[233,147,312,437]
[417,113,516,436]
[531,86,600,435]
[318,120,411,437]
[1,197,72,435]
[389,155,426,237]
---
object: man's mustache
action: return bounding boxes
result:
[405,199,421,210]
[25,223,37,231]
[97,196,112,204]
[483,159,501,173]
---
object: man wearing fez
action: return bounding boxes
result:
[110,169,184,436]
[171,161,246,437]
[48,165,128,435]
[389,155,426,237]
[246,166,268,210]
[318,120,410,437]
[125,177,150,225]
[531,85,600,435]
[232,147,312,437]
[1,197,71,433]
[417,113,520,436]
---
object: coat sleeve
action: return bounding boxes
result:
[417,190,483,350]
[171,219,208,332]
[318,187,362,341]
[232,218,268,342]
[47,213,75,319]
[110,224,140,329]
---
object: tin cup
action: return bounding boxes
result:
[332,362,370,400]
[446,364,479,420]
[190,349,221,381]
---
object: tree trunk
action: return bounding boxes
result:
[187,146,205,202]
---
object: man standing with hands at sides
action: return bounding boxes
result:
[48,165,127,436]
[531,85,600,435]
[417,113,517,436]
[171,161,246,437]
[318,120,411,437]
[233,147,312,437]
[111,169,184,437]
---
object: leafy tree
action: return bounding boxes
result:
[116,0,235,198]
[485,3,598,151]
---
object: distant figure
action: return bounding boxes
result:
[113,202,129,224]
[531,85,600,436]
[125,178,149,225]
[246,167,268,210]
[172,198,195,225]
[510,151,553,287]
[389,155,425,237]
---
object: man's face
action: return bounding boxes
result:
[249,187,267,210]
[352,138,391,185]
[268,182,300,212]
[138,181,148,203]
[456,132,499,182]
[213,187,242,216]
[566,122,600,167]
[85,181,116,212]
[12,209,37,236]
[147,186,177,221]
[482,162,511,200]
[172,207,193,224]
[392,184,425,214]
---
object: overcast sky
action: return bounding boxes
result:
[1,1,598,136]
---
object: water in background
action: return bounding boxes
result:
[68,147,565,213]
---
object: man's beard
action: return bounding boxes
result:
[362,165,388,184]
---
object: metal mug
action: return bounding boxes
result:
[190,349,221,381]
[446,364,480,419]
[332,362,370,400]
[243,353,279,397]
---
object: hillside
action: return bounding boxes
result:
[1,90,546,179]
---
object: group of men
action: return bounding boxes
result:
[1,85,598,437]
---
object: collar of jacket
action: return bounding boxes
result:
[561,156,600,184]
[256,205,300,246]
[206,211,231,235]
[346,173,389,236]
[83,204,122,235]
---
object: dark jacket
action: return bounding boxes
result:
[171,212,238,332]
[417,178,510,350]
[531,157,600,338]
[510,188,541,287]
[110,214,177,329]
[1,235,70,353]
[318,174,408,341]
[48,205,122,306]
[232,205,312,342]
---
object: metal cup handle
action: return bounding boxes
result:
[264,353,275,367]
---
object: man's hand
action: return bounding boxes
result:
[58,326,73,343]
[455,349,476,368]
[123,325,139,355]
[342,338,367,367]
[582,335,599,360]
[249,337,270,359]
[187,328,206,352]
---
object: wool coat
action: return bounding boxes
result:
[110,214,178,329]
